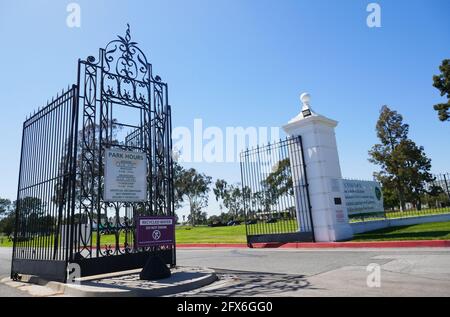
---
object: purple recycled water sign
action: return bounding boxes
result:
[136,216,175,247]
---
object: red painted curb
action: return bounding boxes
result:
[177,243,248,248]
[177,240,450,249]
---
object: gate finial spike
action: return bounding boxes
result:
[125,23,131,42]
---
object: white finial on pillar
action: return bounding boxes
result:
[300,92,313,118]
[300,92,310,108]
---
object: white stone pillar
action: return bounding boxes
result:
[283,93,353,242]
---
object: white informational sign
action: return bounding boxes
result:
[104,149,147,202]
[342,179,384,215]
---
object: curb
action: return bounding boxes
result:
[177,240,450,249]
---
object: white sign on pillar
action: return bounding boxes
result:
[283,93,353,242]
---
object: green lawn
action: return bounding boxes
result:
[350,207,450,223]
[3,220,450,247]
[175,219,299,244]
[0,225,249,247]
[353,221,450,242]
[0,235,12,247]
[385,208,450,219]
[176,225,246,244]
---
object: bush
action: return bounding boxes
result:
[207,213,245,226]
[208,221,226,227]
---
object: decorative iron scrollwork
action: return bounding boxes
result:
[104,24,150,82]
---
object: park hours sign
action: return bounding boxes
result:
[104,149,147,202]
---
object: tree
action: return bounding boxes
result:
[369,106,433,211]
[377,179,400,211]
[0,198,12,235]
[433,59,450,122]
[423,184,449,209]
[14,197,47,237]
[396,140,433,210]
[261,158,293,202]
[369,106,409,210]
[175,166,212,226]
[213,179,228,214]
[0,198,11,218]
[213,180,247,220]
[173,162,187,210]
[187,205,208,226]
[0,213,15,236]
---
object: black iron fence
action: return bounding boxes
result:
[240,137,314,244]
[350,173,450,223]
[12,86,78,266]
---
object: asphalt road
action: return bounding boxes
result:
[174,247,450,296]
[1,247,450,296]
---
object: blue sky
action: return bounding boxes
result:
[0,0,449,217]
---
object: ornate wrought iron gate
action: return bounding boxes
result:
[240,137,314,245]
[11,25,175,282]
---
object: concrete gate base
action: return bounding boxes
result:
[1,266,217,297]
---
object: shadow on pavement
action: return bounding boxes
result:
[176,269,316,297]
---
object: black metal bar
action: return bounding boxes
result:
[443,174,450,201]
[240,154,250,246]
[298,136,315,242]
